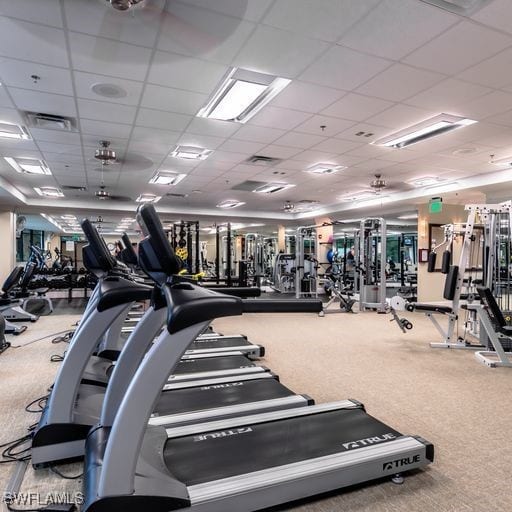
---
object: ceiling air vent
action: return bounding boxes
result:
[420,0,492,15]
[231,180,267,192]
[24,112,76,131]
[245,155,282,166]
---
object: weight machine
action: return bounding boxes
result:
[295,227,319,299]
[355,218,387,313]
[168,221,200,274]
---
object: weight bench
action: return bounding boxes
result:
[472,287,512,368]
[407,266,483,349]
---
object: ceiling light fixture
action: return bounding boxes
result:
[41,213,64,230]
[61,215,77,220]
[34,187,64,198]
[397,213,419,220]
[170,145,212,161]
[253,182,296,194]
[306,163,346,175]
[149,170,187,186]
[338,191,374,202]
[0,122,31,140]
[373,114,476,149]
[216,199,246,209]
[197,68,291,123]
[409,176,447,188]
[4,157,52,175]
[135,193,161,204]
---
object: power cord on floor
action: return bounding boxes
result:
[24,395,48,413]
[10,330,74,349]
[49,466,83,480]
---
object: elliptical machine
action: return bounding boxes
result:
[0,313,10,354]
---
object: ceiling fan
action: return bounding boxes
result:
[281,200,320,213]
[369,174,412,195]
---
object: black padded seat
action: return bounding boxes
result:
[97,277,153,312]
[2,267,23,294]
[409,303,453,314]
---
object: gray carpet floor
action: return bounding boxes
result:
[1,307,511,511]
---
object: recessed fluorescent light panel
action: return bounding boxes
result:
[61,215,76,220]
[409,176,447,188]
[306,163,346,175]
[338,191,374,202]
[197,68,291,123]
[419,0,492,16]
[136,194,161,203]
[170,145,212,161]
[217,199,246,209]
[34,187,64,198]
[149,170,187,186]
[0,122,30,140]
[5,157,51,175]
[253,182,295,194]
[374,114,476,149]
[398,213,419,220]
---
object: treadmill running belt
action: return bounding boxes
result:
[189,337,250,350]
[164,409,402,486]
[173,355,255,374]
[153,378,293,417]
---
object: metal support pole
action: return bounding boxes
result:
[226,223,232,287]
[215,226,220,284]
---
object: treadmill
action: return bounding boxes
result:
[31,221,314,467]
[100,233,265,360]
[83,204,434,512]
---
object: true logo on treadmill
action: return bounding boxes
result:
[193,427,253,442]
[382,455,420,471]
[342,433,396,450]
[200,382,244,390]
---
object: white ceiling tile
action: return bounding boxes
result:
[270,80,345,114]
[258,145,302,159]
[78,98,137,125]
[196,159,235,171]
[366,104,435,130]
[131,126,181,146]
[176,0,274,23]
[293,149,339,164]
[377,148,419,163]
[218,139,266,155]
[9,88,76,116]
[273,131,327,149]
[158,3,255,64]
[141,84,207,115]
[295,115,355,137]
[404,78,491,111]
[232,124,286,144]
[339,0,458,60]
[233,25,329,79]
[64,0,163,48]
[29,129,81,146]
[457,90,512,120]
[263,0,380,42]
[38,141,82,155]
[73,71,144,106]
[0,106,23,125]
[471,0,512,36]
[403,21,512,75]
[178,133,225,149]
[0,141,40,155]
[356,63,445,102]
[69,32,152,81]
[0,58,73,96]
[0,86,13,108]
[127,140,170,156]
[299,45,391,91]
[0,0,63,27]
[148,51,228,94]
[486,109,512,128]
[321,93,393,122]
[43,151,83,164]
[311,138,362,154]
[82,134,127,149]
[250,106,311,131]
[135,108,191,132]
[208,150,248,163]
[0,17,68,67]
[457,47,512,89]
[187,117,240,138]
[334,123,391,143]
[81,118,132,139]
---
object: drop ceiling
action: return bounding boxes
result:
[1,0,512,224]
